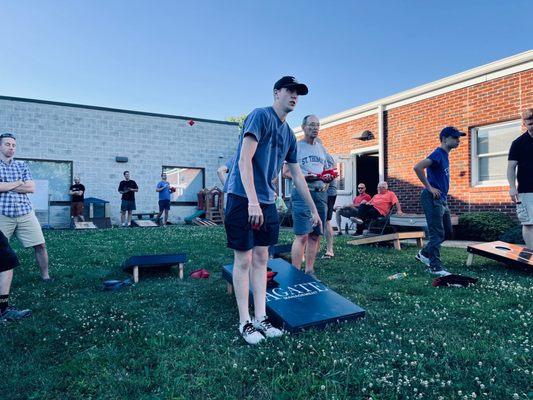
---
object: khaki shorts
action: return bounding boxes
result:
[518,193,533,225]
[0,211,46,248]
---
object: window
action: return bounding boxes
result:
[162,166,205,204]
[471,120,522,186]
[19,158,72,204]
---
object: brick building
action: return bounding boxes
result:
[0,97,239,227]
[293,50,532,226]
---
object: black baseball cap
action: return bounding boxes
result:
[273,76,309,95]
[440,126,466,139]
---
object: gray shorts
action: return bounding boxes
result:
[121,200,136,212]
[291,187,327,236]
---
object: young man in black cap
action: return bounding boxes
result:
[224,76,321,345]
[414,126,466,276]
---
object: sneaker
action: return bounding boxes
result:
[415,251,430,267]
[239,321,265,345]
[336,231,343,236]
[121,222,127,227]
[253,317,283,338]
[350,217,364,225]
[1,306,32,322]
[427,267,451,277]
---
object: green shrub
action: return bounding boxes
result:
[455,212,515,241]
[499,225,525,244]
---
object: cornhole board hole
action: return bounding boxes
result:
[347,231,425,250]
[122,253,187,283]
[269,243,292,258]
[131,219,158,227]
[222,258,365,333]
[466,241,533,271]
[74,221,97,229]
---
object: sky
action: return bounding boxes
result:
[1,1,531,128]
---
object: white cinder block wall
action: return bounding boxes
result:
[0,97,240,227]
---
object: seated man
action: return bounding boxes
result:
[335,182,371,235]
[351,181,403,227]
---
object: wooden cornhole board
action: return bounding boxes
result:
[389,213,459,228]
[122,253,187,283]
[131,219,158,227]
[74,221,97,229]
[222,258,365,333]
[347,231,425,250]
[192,217,217,227]
[466,241,533,270]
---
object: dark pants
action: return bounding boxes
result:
[420,189,453,269]
[356,204,382,223]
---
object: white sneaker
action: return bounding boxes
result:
[427,267,451,277]
[253,316,283,338]
[415,250,430,267]
[350,217,364,225]
[239,321,265,345]
[121,222,127,227]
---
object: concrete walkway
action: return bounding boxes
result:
[403,239,484,248]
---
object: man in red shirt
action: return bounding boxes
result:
[335,183,372,235]
[352,181,403,226]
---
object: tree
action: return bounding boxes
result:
[226,114,247,129]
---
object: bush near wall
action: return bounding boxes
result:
[455,212,516,242]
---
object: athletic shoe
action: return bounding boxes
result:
[121,222,127,227]
[427,267,451,277]
[239,321,265,345]
[415,250,430,267]
[350,217,364,225]
[336,231,343,236]
[253,317,283,338]
[1,306,32,322]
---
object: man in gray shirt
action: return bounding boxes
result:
[224,77,321,345]
[284,115,332,279]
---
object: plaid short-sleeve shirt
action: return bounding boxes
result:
[0,159,33,217]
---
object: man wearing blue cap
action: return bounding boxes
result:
[413,126,466,276]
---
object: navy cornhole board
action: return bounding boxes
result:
[123,253,187,283]
[222,258,365,333]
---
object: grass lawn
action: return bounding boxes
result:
[2,226,531,400]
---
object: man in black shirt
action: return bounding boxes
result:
[507,108,533,249]
[69,176,85,223]
[118,171,139,227]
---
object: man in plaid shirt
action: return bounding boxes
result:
[0,133,51,282]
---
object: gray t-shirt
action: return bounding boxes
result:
[225,107,298,204]
[297,139,328,191]
[325,153,338,196]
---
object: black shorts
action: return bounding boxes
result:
[0,230,19,272]
[224,194,279,251]
[158,199,171,211]
[326,195,337,221]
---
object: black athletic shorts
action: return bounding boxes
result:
[224,194,279,251]
[326,195,337,221]
[0,230,19,272]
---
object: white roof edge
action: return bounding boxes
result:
[295,50,533,133]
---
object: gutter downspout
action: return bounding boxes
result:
[378,104,385,181]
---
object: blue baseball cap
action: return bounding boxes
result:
[440,126,466,140]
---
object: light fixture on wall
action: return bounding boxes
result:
[352,130,374,141]
[115,156,128,163]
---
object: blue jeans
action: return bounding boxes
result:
[420,189,453,269]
